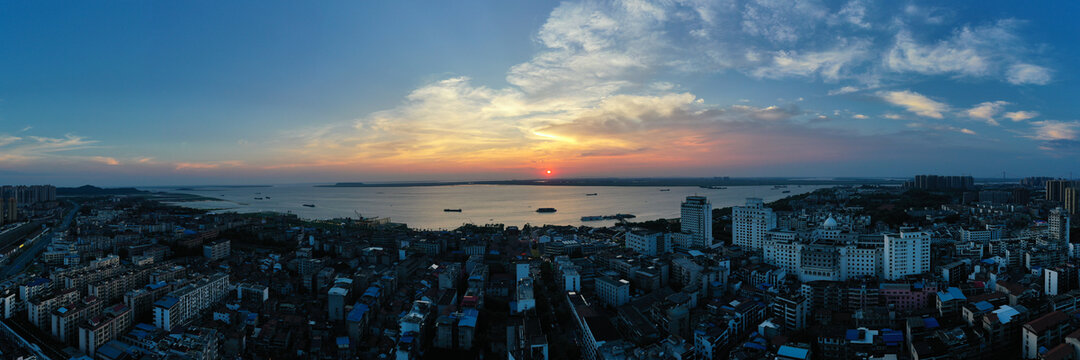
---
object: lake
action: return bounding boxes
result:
[157,184,828,230]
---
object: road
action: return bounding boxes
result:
[0,202,80,278]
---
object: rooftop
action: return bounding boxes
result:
[1024,310,1069,334]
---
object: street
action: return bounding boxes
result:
[0,202,80,278]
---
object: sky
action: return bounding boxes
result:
[1,0,1078,186]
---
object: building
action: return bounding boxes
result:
[733,198,776,251]
[52,296,104,344]
[595,277,630,308]
[203,240,230,261]
[883,231,931,280]
[1022,310,1072,359]
[563,268,581,292]
[625,230,670,256]
[1067,187,1080,215]
[28,289,79,331]
[771,294,808,331]
[913,175,974,191]
[1047,180,1080,203]
[78,303,132,357]
[1050,208,1071,249]
[1,289,15,319]
[514,278,537,313]
[236,283,269,303]
[458,308,479,350]
[567,292,622,360]
[508,316,549,360]
[680,196,713,249]
[152,273,229,331]
[328,286,349,321]
[5,197,16,223]
[1045,266,1078,297]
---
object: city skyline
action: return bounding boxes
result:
[2,0,1079,186]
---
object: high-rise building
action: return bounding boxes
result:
[680,196,713,249]
[5,197,15,223]
[883,231,931,280]
[733,198,776,251]
[1049,208,1070,248]
[1046,180,1079,203]
[1065,188,1080,215]
[912,175,974,191]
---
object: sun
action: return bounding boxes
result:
[546,170,552,174]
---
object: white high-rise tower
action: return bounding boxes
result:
[883,231,930,280]
[733,198,776,251]
[681,196,713,249]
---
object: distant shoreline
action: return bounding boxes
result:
[317,177,905,188]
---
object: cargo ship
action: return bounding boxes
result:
[536,208,557,213]
[444,209,462,212]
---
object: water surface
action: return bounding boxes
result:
[160,184,826,230]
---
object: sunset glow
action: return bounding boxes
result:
[0,1,1076,185]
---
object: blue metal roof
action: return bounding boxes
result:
[347,303,370,322]
[363,286,380,298]
[459,308,479,328]
[153,296,180,309]
[882,330,903,345]
[96,341,126,359]
[336,336,349,346]
[937,287,966,302]
[924,317,939,328]
[28,277,50,286]
[974,301,994,311]
[845,329,861,340]
[777,345,809,359]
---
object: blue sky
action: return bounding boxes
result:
[1,0,1078,186]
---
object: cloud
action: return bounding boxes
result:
[906,122,976,136]
[741,0,827,43]
[751,41,868,81]
[1027,121,1079,141]
[0,133,99,163]
[1026,121,1080,153]
[885,29,990,77]
[853,114,868,119]
[1003,111,1038,122]
[828,86,861,95]
[1006,63,1051,85]
[830,0,871,28]
[883,113,903,120]
[884,20,1051,85]
[89,156,120,166]
[963,101,1009,126]
[877,90,948,118]
[174,161,244,171]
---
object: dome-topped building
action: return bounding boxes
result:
[822,215,838,229]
